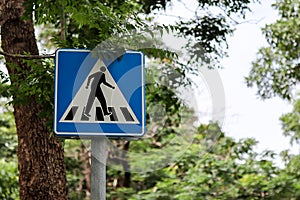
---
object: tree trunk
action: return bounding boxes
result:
[0,0,68,199]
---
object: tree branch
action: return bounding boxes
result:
[0,51,54,59]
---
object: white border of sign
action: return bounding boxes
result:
[54,49,145,138]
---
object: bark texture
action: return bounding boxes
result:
[0,0,68,199]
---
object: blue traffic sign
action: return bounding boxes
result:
[54,49,145,138]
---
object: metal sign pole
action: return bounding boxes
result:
[91,137,106,200]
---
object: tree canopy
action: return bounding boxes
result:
[246,0,300,148]
[4,0,300,199]
[246,0,300,100]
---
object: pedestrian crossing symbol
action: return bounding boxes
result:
[54,49,145,138]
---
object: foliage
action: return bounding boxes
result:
[246,0,300,100]
[0,106,17,161]
[1,0,287,199]
[280,99,300,144]
[26,0,144,49]
[64,140,89,200]
[243,1,300,199]
[27,0,259,67]
[108,123,300,199]
[0,103,18,199]
[0,159,19,200]
[245,0,300,168]
[0,58,54,129]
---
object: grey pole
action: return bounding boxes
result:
[91,137,107,200]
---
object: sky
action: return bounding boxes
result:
[153,0,300,162]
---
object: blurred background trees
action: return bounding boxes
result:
[1,0,300,199]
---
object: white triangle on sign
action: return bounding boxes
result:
[59,59,139,124]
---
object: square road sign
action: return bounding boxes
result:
[54,49,145,138]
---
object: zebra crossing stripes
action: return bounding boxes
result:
[95,107,104,121]
[63,106,136,123]
[95,107,118,121]
[120,107,134,121]
[64,106,78,120]
[108,107,118,121]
